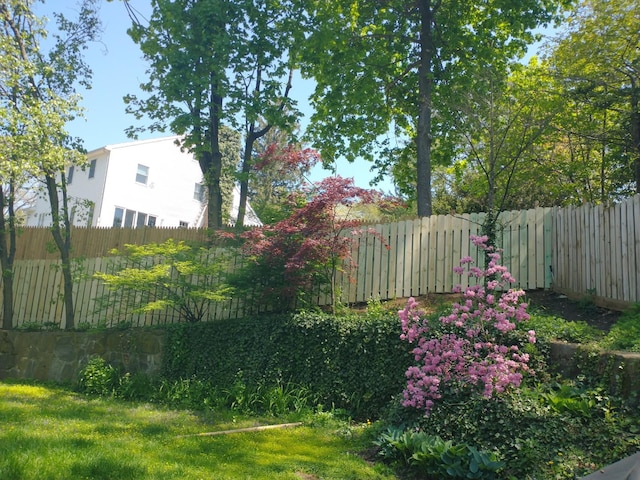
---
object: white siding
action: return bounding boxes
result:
[98,136,204,227]
[26,135,261,228]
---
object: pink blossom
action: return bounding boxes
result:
[399,241,535,414]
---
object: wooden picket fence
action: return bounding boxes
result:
[552,194,640,308]
[2,195,638,328]
[321,208,553,306]
[1,207,555,328]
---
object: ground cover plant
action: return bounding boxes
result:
[373,237,640,479]
[0,380,396,480]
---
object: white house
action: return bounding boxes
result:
[26,135,261,228]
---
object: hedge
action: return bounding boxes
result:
[162,310,413,419]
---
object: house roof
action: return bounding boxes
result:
[87,135,183,155]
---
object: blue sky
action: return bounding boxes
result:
[42,1,395,193]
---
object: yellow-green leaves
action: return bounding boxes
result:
[94,239,234,322]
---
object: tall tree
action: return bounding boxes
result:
[300,0,570,217]
[0,0,100,329]
[548,0,640,195]
[121,0,300,230]
[432,59,562,244]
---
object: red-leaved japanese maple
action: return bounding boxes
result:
[240,175,385,312]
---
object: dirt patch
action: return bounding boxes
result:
[525,289,621,332]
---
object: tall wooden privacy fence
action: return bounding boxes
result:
[1,207,553,328]
[1,195,638,327]
[552,194,640,307]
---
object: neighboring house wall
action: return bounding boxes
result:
[26,136,261,228]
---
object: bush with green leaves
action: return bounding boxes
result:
[78,357,119,396]
[94,239,233,324]
[375,428,504,479]
[379,379,640,479]
[523,311,604,344]
[76,358,316,417]
[162,309,413,420]
[601,304,640,352]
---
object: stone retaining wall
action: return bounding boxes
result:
[549,342,640,397]
[0,329,166,383]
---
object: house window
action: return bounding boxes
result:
[113,207,124,227]
[67,166,74,184]
[136,213,148,227]
[88,159,97,179]
[194,183,205,202]
[113,207,156,228]
[124,209,136,228]
[179,220,189,228]
[136,164,149,185]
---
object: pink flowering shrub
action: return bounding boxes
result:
[399,235,536,414]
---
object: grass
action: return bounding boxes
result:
[0,381,397,480]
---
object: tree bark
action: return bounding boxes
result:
[0,183,16,330]
[45,174,75,329]
[630,78,640,194]
[204,74,224,230]
[236,130,257,229]
[417,0,434,217]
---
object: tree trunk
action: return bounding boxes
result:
[204,149,223,230]
[236,65,291,228]
[416,0,434,217]
[630,78,640,194]
[202,75,225,231]
[0,183,16,330]
[44,173,75,329]
[236,131,256,229]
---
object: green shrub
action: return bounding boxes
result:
[380,380,640,479]
[78,357,119,396]
[601,304,640,352]
[374,428,504,479]
[116,372,157,401]
[524,311,604,344]
[94,239,233,325]
[162,309,412,419]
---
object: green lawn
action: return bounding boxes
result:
[0,381,396,480]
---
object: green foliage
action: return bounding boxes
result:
[547,0,639,200]
[301,0,569,215]
[75,359,316,417]
[16,321,41,331]
[379,379,640,479]
[601,304,640,352]
[162,309,412,420]
[540,382,599,418]
[0,1,100,330]
[77,357,119,397]
[375,428,504,479]
[94,239,233,323]
[124,0,301,228]
[523,310,604,344]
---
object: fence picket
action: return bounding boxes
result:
[457,214,471,290]
[620,202,630,302]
